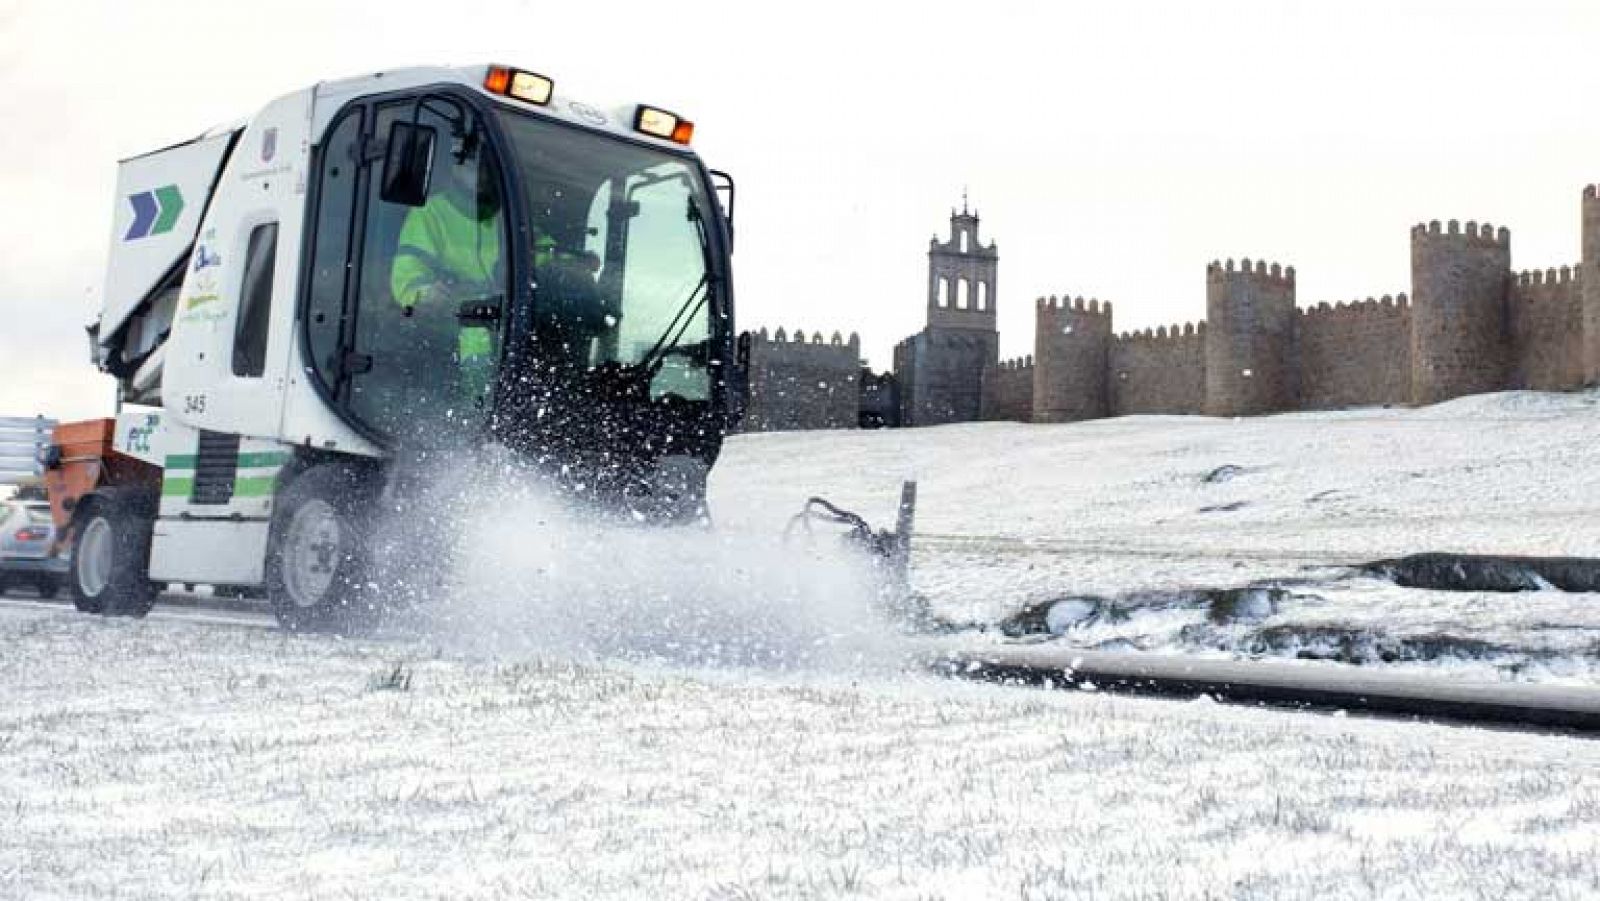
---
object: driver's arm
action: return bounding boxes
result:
[391,208,445,308]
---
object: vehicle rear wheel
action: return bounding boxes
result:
[264,465,378,633]
[70,493,159,617]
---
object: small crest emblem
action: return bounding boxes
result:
[567,101,607,126]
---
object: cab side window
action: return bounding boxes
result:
[231,222,277,378]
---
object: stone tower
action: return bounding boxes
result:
[927,203,1000,332]
[1409,220,1511,405]
[1204,259,1297,416]
[1582,187,1600,384]
[1033,295,1113,422]
[895,201,1001,425]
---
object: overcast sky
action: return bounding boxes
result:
[2,0,1597,420]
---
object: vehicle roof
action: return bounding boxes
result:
[312,64,699,156]
[124,64,702,167]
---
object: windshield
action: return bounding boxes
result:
[495,110,717,401]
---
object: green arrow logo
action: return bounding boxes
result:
[152,184,185,235]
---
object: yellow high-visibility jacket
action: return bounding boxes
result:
[391,190,502,360]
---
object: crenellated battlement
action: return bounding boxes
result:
[1514,266,1581,289]
[1115,321,1205,343]
[1205,258,1295,285]
[1035,294,1114,317]
[1299,294,1411,320]
[993,355,1035,372]
[1410,219,1511,247]
[751,327,862,351]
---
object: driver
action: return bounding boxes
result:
[390,147,503,385]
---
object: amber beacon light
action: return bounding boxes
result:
[484,65,554,105]
[635,106,694,144]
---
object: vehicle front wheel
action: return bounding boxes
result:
[264,465,378,633]
[70,493,159,617]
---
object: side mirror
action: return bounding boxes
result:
[710,169,735,252]
[380,121,438,207]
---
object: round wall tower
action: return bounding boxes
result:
[1582,187,1600,384]
[1032,296,1113,422]
[1409,219,1511,405]
[1203,259,1297,416]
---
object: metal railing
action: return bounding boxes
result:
[0,416,56,485]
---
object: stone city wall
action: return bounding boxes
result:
[981,355,1034,421]
[1108,323,1206,415]
[751,186,1600,432]
[739,328,861,432]
[1507,267,1584,391]
[1297,295,1412,409]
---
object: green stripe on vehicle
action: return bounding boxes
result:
[164,451,291,471]
[234,476,277,498]
[239,452,292,469]
[162,475,274,499]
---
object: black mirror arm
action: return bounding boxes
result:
[456,295,505,325]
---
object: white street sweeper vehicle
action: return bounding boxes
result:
[43,63,913,631]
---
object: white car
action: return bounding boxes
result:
[0,499,66,598]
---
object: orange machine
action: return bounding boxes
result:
[41,419,158,543]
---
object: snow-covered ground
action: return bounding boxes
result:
[6,389,1600,898]
[5,612,1600,901]
[713,390,1600,683]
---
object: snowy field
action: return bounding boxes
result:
[6,389,1600,898]
[5,611,1600,901]
[714,390,1600,683]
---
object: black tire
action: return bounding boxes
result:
[35,576,61,600]
[69,491,159,617]
[264,465,379,633]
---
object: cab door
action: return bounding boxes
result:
[298,92,510,447]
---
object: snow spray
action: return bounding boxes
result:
[389,457,906,673]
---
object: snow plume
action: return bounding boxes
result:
[397,460,906,673]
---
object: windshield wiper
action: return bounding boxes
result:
[634,199,717,381]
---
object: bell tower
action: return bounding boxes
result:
[894,195,1001,426]
[927,194,1000,331]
